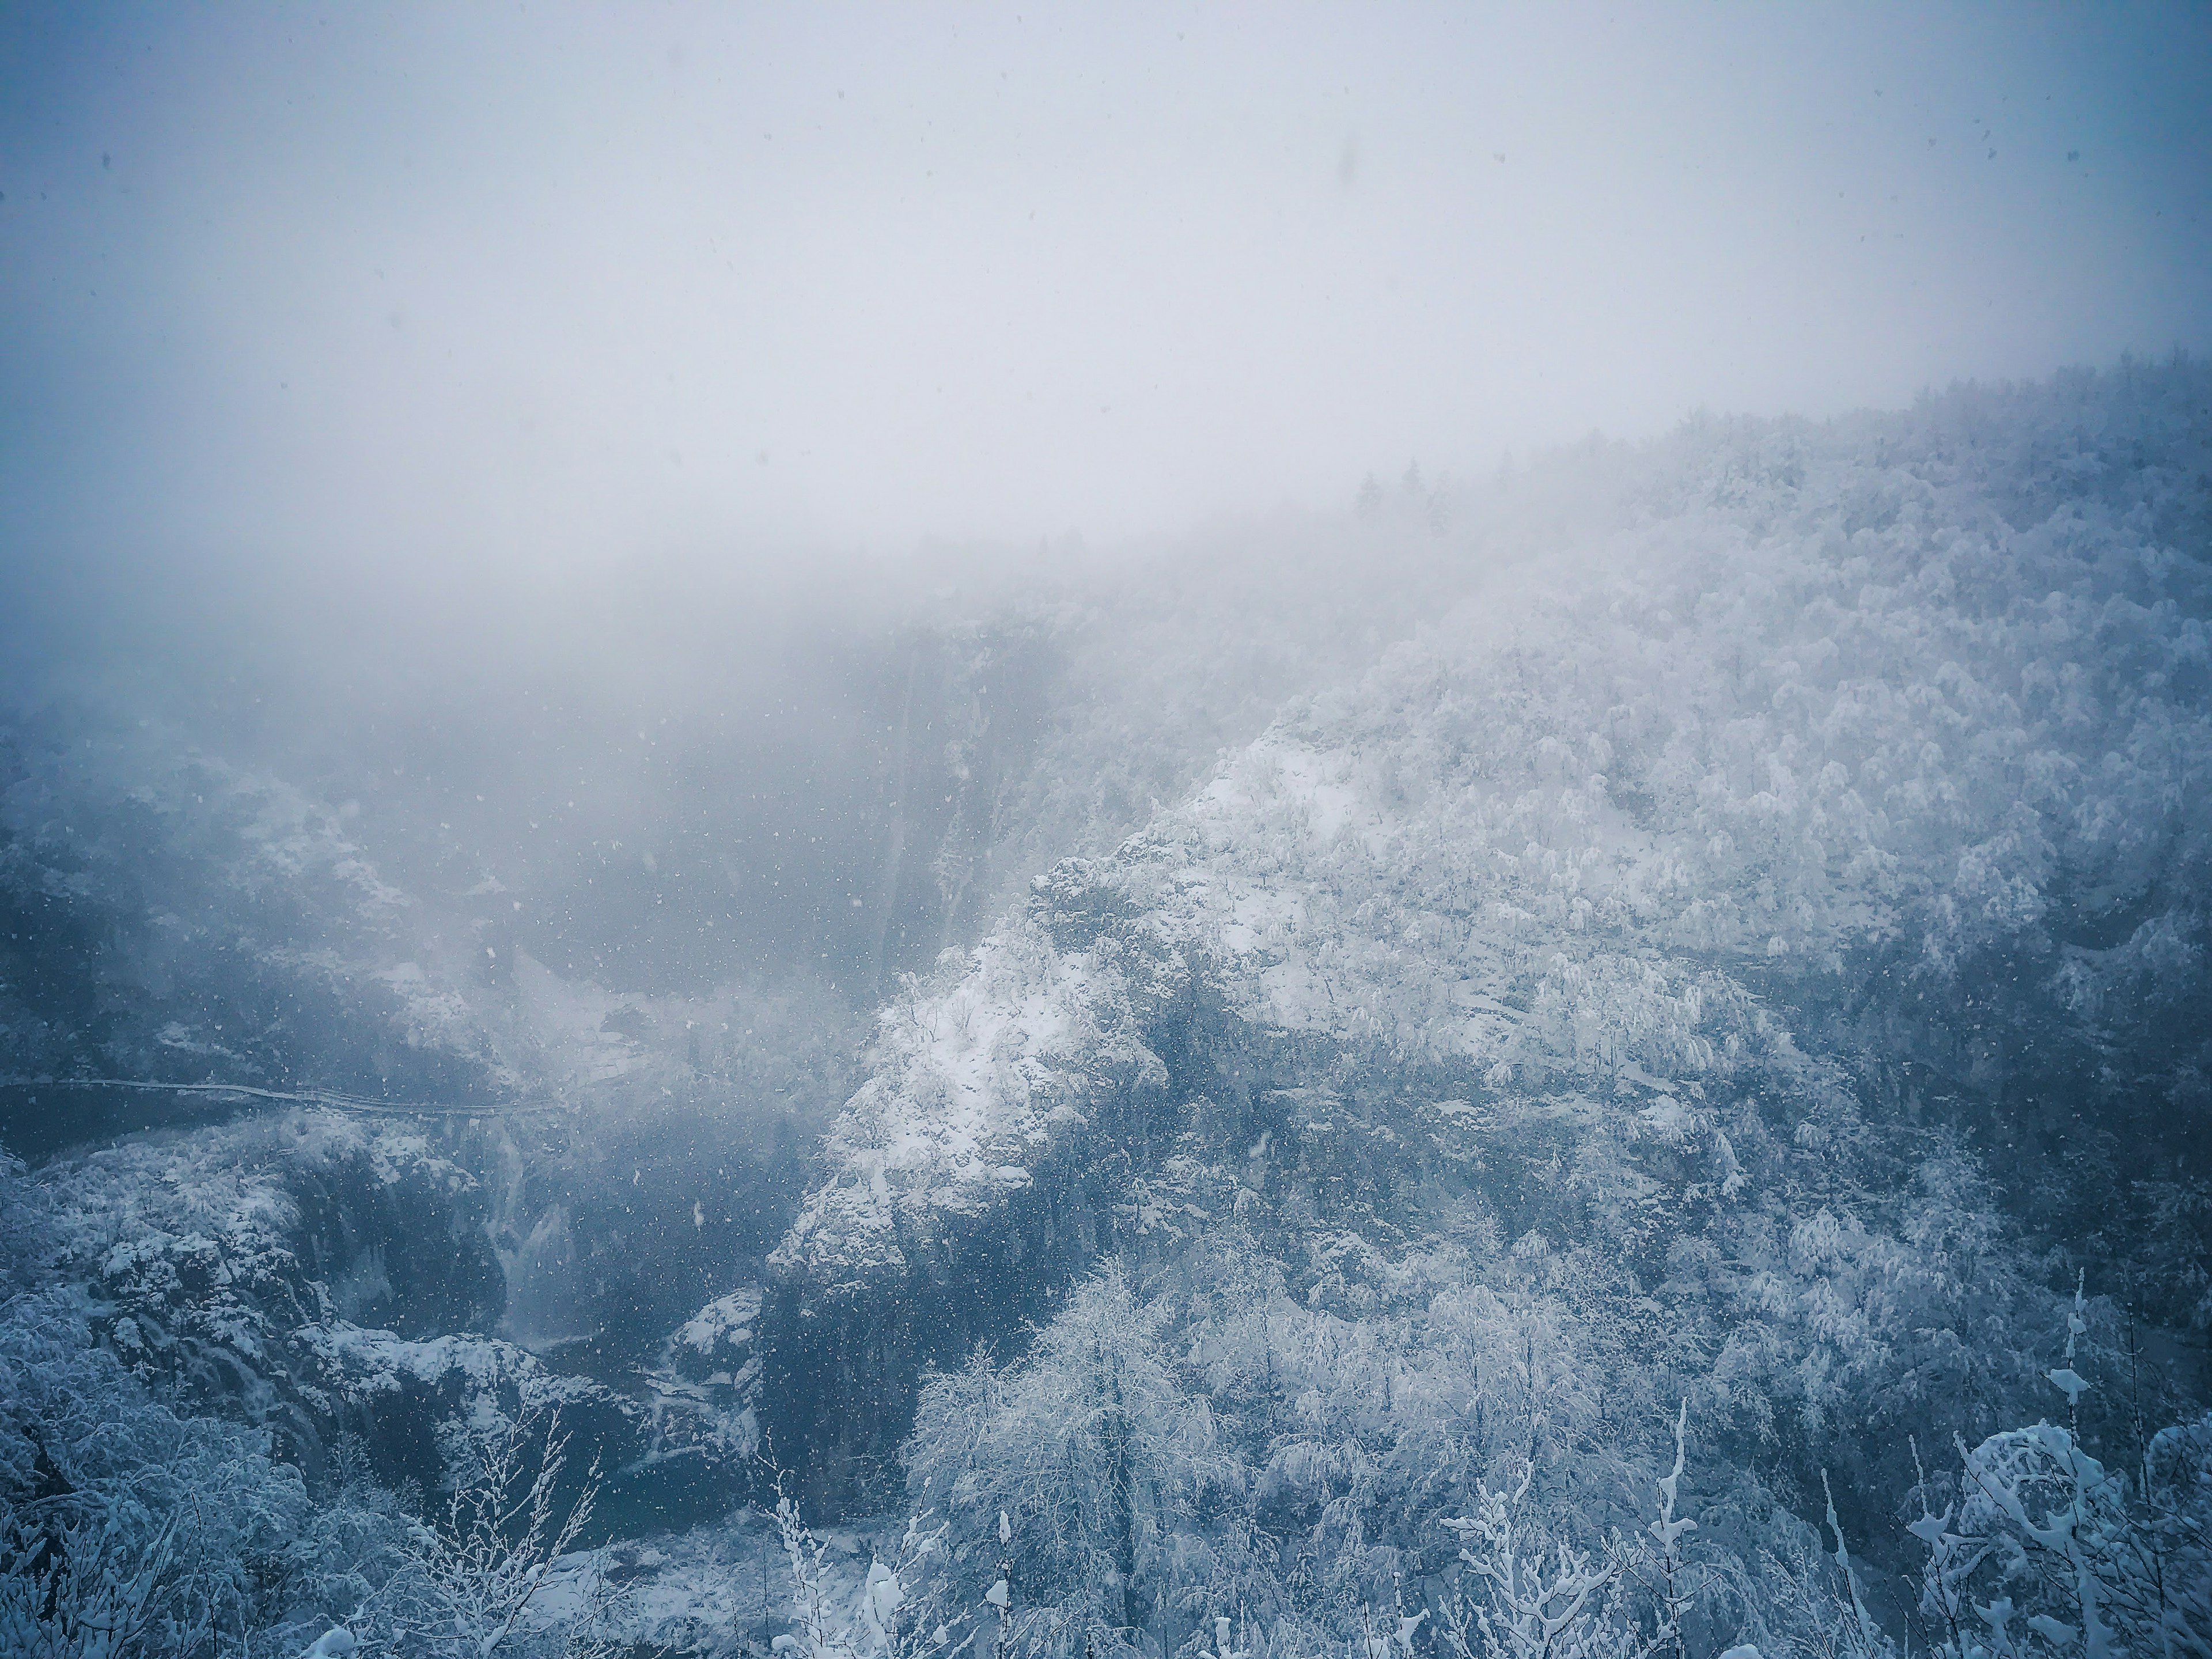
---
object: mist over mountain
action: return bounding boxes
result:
[4,363,2210,1658]
[6,2,2212,1653]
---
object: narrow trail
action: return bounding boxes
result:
[0,1077,566,1159]
[2,1076,567,1116]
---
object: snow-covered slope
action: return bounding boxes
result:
[775,366,2212,1302]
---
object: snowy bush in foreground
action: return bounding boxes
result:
[1910,1416,2212,1658]
[1,1152,310,1656]
[1435,1405,1707,1659]
[328,1403,623,1659]
[1899,1278,2212,1658]
[1911,1415,2203,1659]
[0,1290,309,1655]
[0,1504,179,1659]
[769,1484,978,1659]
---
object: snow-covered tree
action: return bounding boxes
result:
[906,1268,1234,1659]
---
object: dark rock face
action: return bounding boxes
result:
[760,1150,1121,1512]
[753,1047,1484,1512]
[286,1139,505,1340]
[755,869,1183,1506]
[628,1286,770,1527]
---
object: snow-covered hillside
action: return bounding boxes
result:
[755,373,2212,1657]
[5,364,2210,1659]
[780,366,2211,1300]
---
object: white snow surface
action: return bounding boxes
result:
[292,1320,596,1408]
[772,925,1168,1285]
[675,1286,763,1355]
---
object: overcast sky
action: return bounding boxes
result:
[3,2,2208,595]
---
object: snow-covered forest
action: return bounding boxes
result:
[5,362,2211,1657]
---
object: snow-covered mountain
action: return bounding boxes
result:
[732,373,2212,1659]
[5,363,2210,1657]
[799,370,2212,1233]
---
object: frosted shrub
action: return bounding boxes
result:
[0,1272,309,1657]
[265,1435,419,1652]
[343,1403,621,1659]
[905,1268,1232,1659]
[1437,1404,1709,1659]
[1910,1416,2212,1659]
[0,1506,179,1659]
[1907,1282,2212,1659]
[1440,1468,1644,1659]
[768,1486,975,1659]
